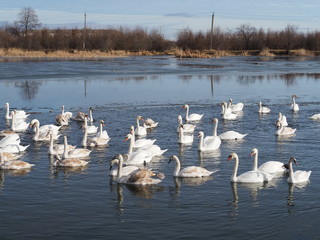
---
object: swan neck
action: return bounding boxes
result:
[173,156,181,176]
[117,156,123,179]
[63,137,68,158]
[289,161,295,181]
[252,153,258,171]
[33,123,40,140]
[127,136,134,154]
[49,134,54,153]
[82,128,88,146]
[198,134,204,150]
[231,156,239,182]
[185,106,189,120]
[213,120,218,137]
[5,105,10,118]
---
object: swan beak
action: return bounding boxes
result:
[123,137,129,142]
[250,152,254,157]
[227,155,233,161]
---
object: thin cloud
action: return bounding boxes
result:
[164,12,195,18]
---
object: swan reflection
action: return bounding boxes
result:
[198,149,221,160]
[287,182,310,208]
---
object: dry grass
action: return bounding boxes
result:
[259,48,275,56]
[290,48,315,56]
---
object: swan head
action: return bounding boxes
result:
[211,118,218,124]
[4,102,9,108]
[292,94,298,98]
[124,134,133,142]
[275,120,282,129]
[198,131,204,138]
[100,120,105,126]
[168,155,178,164]
[289,157,298,165]
[177,115,182,121]
[250,148,258,157]
[137,115,144,121]
[110,154,122,169]
[182,104,189,109]
[227,152,238,161]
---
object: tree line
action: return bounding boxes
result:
[1,7,320,53]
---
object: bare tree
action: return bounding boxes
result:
[284,24,298,53]
[237,24,257,49]
[16,7,40,35]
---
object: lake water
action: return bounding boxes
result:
[0,56,320,239]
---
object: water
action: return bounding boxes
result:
[0,56,320,239]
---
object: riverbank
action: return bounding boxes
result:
[0,47,319,61]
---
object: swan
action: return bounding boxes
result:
[198,131,221,152]
[0,143,29,153]
[96,120,110,139]
[84,115,98,134]
[290,94,299,112]
[227,152,274,183]
[221,102,237,120]
[0,152,21,161]
[130,126,156,148]
[0,130,16,137]
[250,148,285,174]
[143,118,159,129]
[61,105,73,118]
[52,154,89,168]
[31,121,60,142]
[112,154,164,185]
[48,131,76,155]
[178,125,194,144]
[125,133,167,158]
[81,126,100,147]
[275,120,296,136]
[55,114,69,126]
[4,102,29,120]
[62,135,91,158]
[258,101,271,114]
[228,99,244,112]
[11,111,29,132]
[287,157,311,183]
[309,113,320,120]
[0,152,34,170]
[183,104,203,122]
[30,119,61,134]
[73,107,94,122]
[168,155,216,177]
[276,112,288,127]
[109,154,139,177]
[134,116,147,137]
[177,115,196,133]
[213,118,247,140]
[0,133,20,148]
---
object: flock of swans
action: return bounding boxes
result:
[0,95,313,186]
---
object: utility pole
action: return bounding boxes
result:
[210,12,215,50]
[83,12,87,50]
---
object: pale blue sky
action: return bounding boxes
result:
[1,0,320,39]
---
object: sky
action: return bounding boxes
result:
[1,0,320,39]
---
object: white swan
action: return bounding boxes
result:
[96,120,110,139]
[84,115,98,134]
[0,143,29,153]
[125,133,167,158]
[287,157,311,183]
[134,116,147,137]
[112,154,164,185]
[258,101,271,114]
[30,119,61,134]
[227,152,274,183]
[61,105,73,118]
[63,135,91,158]
[177,115,196,133]
[250,148,285,174]
[214,118,247,140]
[81,127,99,147]
[143,118,159,128]
[109,154,139,177]
[31,121,60,142]
[309,113,320,120]
[276,112,288,127]
[183,104,203,122]
[0,133,20,148]
[198,131,221,152]
[221,102,237,120]
[0,152,34,170]
[11,111,29,132]
[178,125,194,144]
[52,154,89,168]
[4,102,29,120]
[48,132,76,155]
[228,99,244,112]
[130,126,156,149]
[290,94,299,112]
[275,120,296,136]
[168,155,215,177]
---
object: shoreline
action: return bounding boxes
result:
[0,48,319,61]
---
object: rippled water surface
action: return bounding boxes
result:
[0,56,320,239]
